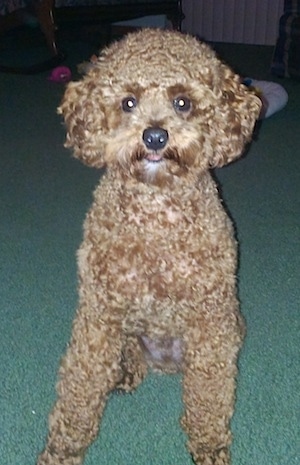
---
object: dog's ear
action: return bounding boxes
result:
[208,65,262,168]
[58,77,107,168]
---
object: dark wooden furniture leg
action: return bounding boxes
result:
[167,0,184,30]
[0,0,64,73]
[34,0,58,56]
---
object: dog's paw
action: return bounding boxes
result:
[191,446,230,465]
[115,370,141,393]
[37,448,84,465]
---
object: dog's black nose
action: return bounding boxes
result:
[143,127,169,151]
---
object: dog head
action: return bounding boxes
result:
[59,29,261,186]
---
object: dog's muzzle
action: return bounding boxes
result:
[143,127,169,152]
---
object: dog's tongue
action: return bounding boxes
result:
[146,153,163,162]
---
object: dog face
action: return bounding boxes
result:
[59,29,261,186]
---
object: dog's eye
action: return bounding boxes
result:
[173,96,191,112]
[122,96,137,112]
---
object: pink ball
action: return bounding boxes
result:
[48,66,72,83]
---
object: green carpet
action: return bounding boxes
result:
[0,26,299,465]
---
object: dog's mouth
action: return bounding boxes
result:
[136,147,179,164]
[133,148,166,165]
[145,152,164,163]
[126,146,192,185]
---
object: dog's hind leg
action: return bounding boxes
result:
[116,335,148,392]
[37,305,124,465]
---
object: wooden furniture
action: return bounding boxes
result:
[271,0,300,78]
[0,0,184,74]
[0,0,60,72]
[43,0,183,57]
[0,0,183,73]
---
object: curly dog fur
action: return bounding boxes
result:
[37,29,261,465]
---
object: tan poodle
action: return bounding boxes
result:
[37,29,261,465]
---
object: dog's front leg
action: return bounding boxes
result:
[37,306,123,465]
[181,329,241,465]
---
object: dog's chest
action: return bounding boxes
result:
[84,180,234,328]
[95,192,212,301]
[117,194,198,270]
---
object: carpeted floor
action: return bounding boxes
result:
[0,21,299,465]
